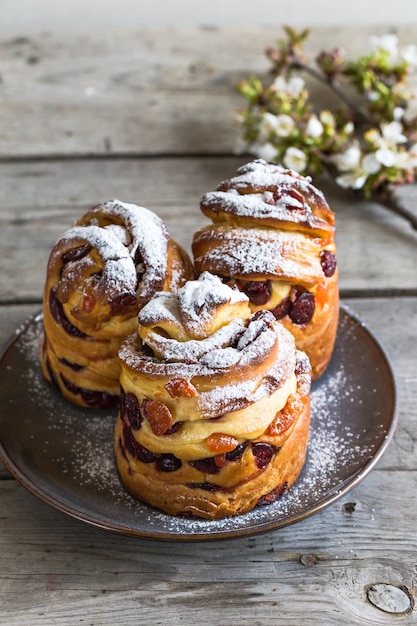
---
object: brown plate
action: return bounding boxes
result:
[0,305,398,541]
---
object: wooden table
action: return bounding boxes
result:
[1,24,416,624]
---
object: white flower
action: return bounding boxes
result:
[401,44,417,67]
[271,75,305,98]
[368,90,381,102]
[283,147,307,172]
[393,107,404,121]
[251,141,277,162]
[287,76,305,97]
[403,97,417,124]
[375,148,396,167]
[362,153,381,174]
[319,110,335,126]
[259,112,295,139]
[381,121,407,146]
[336,172,367,190]
[305,115,323,138]
[395,144,417,169]
[330,142,362,171]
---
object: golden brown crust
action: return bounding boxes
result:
[41,200,194,408]
[114,364,310,520]
[192,159,339,379]
[114,273,312,519]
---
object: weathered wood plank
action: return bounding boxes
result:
[0,468,415,625]
[1,157,416,303]
[1,25,416,158]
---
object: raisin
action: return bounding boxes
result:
[61,244,91,264]
[120,391,142,430]
[271,297,292,320]
[60,373,119,408]
[58,358,84,372]
[241,280,272,306]
[185,482,223,492]
[188,457,221,474]
[49,289,87,338]
[289,289,315,325]
[320,250,337,277]
[225,442,248,461]
[123,425,159,463]
[157,454,182,472]
[163,421,183,436]
[251,442,278,470]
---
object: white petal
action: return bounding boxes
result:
[362,153,381,174]
[375,148,396,167]
[305,116,323,138]
[336,172,367,190]
[283,147,307,172]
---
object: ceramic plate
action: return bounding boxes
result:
[0,305,398,541]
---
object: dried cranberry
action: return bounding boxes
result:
[79,387,119,409]
[120,391,142,429]
[58,358,84,372]
[241,280,272,306]
[49,289,87,338]
[59,373,118,408]
[289,290,315,325]
[61,244,91,264]
[252,442,278,470]
[123,425,159,463]
[320,250,337,277]
[188,457,221,474]
[109,291,137,315]
[271,297,292,320]
[157,454,182,472]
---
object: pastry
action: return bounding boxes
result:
[115,272,311,519]
[192,159,339,379]
[41,199,194,408]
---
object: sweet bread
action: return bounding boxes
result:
[115,272,311,519]
[41,200,194,408]
[192,159,339,379]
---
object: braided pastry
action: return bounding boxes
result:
[192,159,339,379]
[41,200,194,408]
[115,272,311,519]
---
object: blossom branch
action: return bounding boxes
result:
[236,28,417,232]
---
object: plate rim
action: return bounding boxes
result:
[0,304,399,541]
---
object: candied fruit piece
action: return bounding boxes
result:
[165,378,198,398]
[141,399,173,436]
[206,433,239,453]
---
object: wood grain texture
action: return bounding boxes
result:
[1,25,416,158]
[1,157,417,303]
